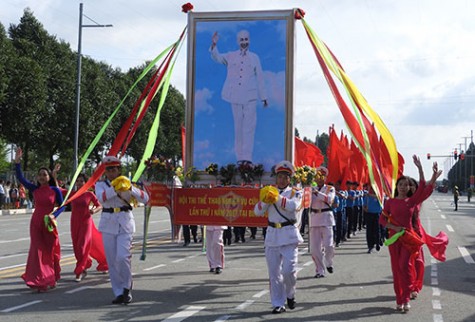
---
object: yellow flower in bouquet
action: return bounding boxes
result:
[293,165,316,185]
[260,185,279,204]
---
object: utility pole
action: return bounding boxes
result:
[74,3,112,172]
[462,136,471,190]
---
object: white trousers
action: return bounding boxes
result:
[231,101,257,162]
[206,230,224,269]
[102,227,133,297]
[265,243,299,307]
[309,226,334,275]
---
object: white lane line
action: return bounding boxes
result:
[0,294,20,297]
[0,253,27,260]
[431,278,438,285]
[445,225,454,232]
[214,315,231,322]
[458,246,475,264]
[65,286,91,294]
[432,299,442,310]
[431,271,438,277]
[253,290,268,298]
[143,264,166,271]
[172,258,186,263]
[0,263,25,271]
[1,300,42,313]
[303,261,313,267]
[432,287,441,296]
[236,300,255,310]
[0,237,30,244]
[440,214,446,219]
[433,314,444,322]
[162,305,205,322]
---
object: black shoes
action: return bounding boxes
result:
[209,268,215,273]
[287,298,296,310]
[272,306,286,314]
[326,266,334,274]
[112,288,132,305]
[314,273,325,278]
[112,295,124,304]
[215,267,222,274]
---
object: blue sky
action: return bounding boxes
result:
[2,0,475,179]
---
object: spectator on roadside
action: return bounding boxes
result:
[0,179,5,209]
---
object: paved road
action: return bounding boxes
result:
[0,192,474,322]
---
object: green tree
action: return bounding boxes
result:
[0,23,13,107]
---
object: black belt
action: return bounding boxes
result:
[103,206,132,213]
[310,208,333,213]
[268,221,296,229]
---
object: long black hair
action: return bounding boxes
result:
[37,167,57,187]
[393,175,411,198]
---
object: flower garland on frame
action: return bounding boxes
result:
[144,156,176,183]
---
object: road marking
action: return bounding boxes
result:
[0,263,25,271]
[432,299,442,310]
[432,287,441,296]
[433,313,444,322]
[253,290,268,298]
[0,237,30,244]
[446,225,454,232]
[162,305,205,322]
[143,264,166,271]
[0,253,27,260]
[172,258,186,263]
[440,214,446,219]
[431,270,438,277]
[65,286,91,294]
[1,300,42,313]
[303,260,313,267]
[458,246,475,264]
[236,299,255,310]
[431,277,438,285]
[214,315,231,322]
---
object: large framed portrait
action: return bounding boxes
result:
[186,10,295,175]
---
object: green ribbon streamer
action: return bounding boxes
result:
[384,229,405,246]
[132,30,186,182]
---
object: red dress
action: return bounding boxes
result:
[410,181,448,294]
[70,191,108,275]
[16,164,63,291]
[380,184,427,306]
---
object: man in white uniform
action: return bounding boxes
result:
[254,161,303,314]
[210,30,268,164]
[95,156,149,305]
[309,166,336,278]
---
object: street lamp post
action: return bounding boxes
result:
[74,3,112,171]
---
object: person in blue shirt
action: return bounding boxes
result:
[363,185,383,253]
[345,181,356,239]
[333,180,347,247]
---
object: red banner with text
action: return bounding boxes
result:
[173,187,267,227]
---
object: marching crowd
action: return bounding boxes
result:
[10,148,448,315]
